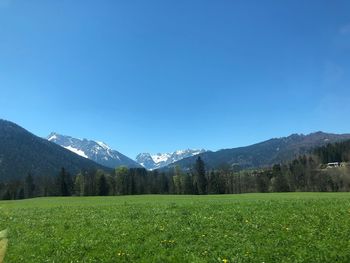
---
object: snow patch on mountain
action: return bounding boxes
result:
[48,134,57,141]
[151,153,171,164]
[96,141,111,150]
[63,145,88,158]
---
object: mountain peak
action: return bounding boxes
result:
[95,141,111,150]
[47,132,59,141]
[47,133,141,169]
[136,149,207,170]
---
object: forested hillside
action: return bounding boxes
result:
[314,140,350,163]
[165,132,350,170]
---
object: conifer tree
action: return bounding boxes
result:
[24,173,35,198]
[98,174,109,196]
[193,157,207,194]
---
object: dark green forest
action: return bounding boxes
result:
[1,140,350,200]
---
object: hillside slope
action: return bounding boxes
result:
[0,120,109,181]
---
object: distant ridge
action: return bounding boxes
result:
[0,119,110,181]
[164,131,350,171]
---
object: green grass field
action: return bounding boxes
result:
[1,193,350,262]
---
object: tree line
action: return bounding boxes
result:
[1,140,350,200]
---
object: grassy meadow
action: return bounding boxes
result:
[1,193,350,262]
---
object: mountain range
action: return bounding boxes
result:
[136,149,207,170]
[1,119,350,182]
[47,133,202,170]
[164,132,350,171]
[47,133,141,169]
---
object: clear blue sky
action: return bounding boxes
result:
[1,0,350,159]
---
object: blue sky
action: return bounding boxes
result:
[1,0,350,159]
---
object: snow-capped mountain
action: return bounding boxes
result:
[47,133,142,169]
[136,149,207,170]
